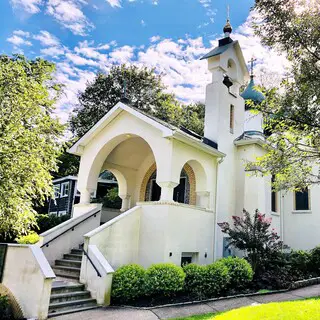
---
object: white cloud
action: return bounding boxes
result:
[150,36,160,43]
[34,30,60,46]
[41,46,65,57]
[46,0,94,36]
[141,19,146,27]
[65,52,100,66]
[13,30,31,37]
[106,0,122,8]
[10,0,42,14]
[7,35,32,46]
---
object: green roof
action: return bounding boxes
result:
[241,76,265,103]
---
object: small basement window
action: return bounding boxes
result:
[61,182,70,198]
[294,189,310,211]
[180,252,198,266]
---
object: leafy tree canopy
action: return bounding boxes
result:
[0,55,64,239]
[248,0,320,190]
[69,64,205,138]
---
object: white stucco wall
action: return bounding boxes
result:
[85,203,215,269]
[2,245,55,320]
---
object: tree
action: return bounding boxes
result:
[54,141,80,179]
[248,0,320,190]
[0,55,64,239]
[70,64,178,137]
[70,64,205,138]
[218,210,290,289]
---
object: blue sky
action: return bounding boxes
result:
[3,0,287,123]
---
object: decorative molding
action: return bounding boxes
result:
[184,163,196,206]
[139,163,157,202]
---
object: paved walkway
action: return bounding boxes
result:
[50,284,320,320]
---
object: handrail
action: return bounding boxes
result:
[83,248,102,278]
[41,209,100,248]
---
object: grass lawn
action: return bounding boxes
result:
[173,298,320,320]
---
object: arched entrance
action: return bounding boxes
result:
[142,163,196,205]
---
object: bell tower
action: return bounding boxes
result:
[200,18,249,151]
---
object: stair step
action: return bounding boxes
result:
[50,291,91,303]
[48,305,100,318]
[55,259,81,268]
[52,266,81,279]
[63,253,83,261]
[51,283,85,294]
[49,298,97,312]
[71,248,83,255]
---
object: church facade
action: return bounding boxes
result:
[68,21,319,270]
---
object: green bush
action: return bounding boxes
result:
[289,250,312,280]
[309,246,320,277]
[16,232,40,244]
[203,261,230,298]
[145,263,185,297]
[35,214,70,234]
[219,257,253,290]
[183,263,207,299]
[0,295,12,320]
[111,264,146,302]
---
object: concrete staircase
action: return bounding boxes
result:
[48,247,99,318]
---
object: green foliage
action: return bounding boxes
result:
[145,263,185,297]
[0,295,12,320]
[308,246,320,277]
[0,54,64,239]
[111,264,146,302]
[54,141,80,178]
[218,209,286,275]
[183,263,207,299]
[247,1,320,189]
[70,64,205,138]
[16,232,40,244]
[203,261,230,298]
[35,214,70,234]
[103,187,122,209]
[289,250,312,281]
[218,257,253,290]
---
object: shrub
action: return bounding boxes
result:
[145,263,185,297]
[289,250,311,280]
[16,232,40,244]
[35,214,70,234]
[309,246,320,277]
[183,263,207,299]
[219,257,253,290]
[111,264,146,302]
[0,295,12,320]
[203,261,230,298]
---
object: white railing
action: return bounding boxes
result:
[39,204,102,265]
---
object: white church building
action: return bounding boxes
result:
[67,19,320,271]
[4,19,320,320]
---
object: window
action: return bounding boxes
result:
[271,175,278,213]
[230,105,234,133]
[53,184,60,199]
[294,189,310,211]
[61,182,70,198]
[180,252,199,266]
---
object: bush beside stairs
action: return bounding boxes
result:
[48,246,99,318]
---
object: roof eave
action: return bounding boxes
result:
[171,131,225,158]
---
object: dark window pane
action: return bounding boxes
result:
[181,256,192,266]
[151,180,161,201]
[295,190,309,210]
[173,177,186,203]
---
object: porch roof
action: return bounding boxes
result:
[69,102,225,158]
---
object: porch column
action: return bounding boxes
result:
[79,188,96,204]
[157,182,178,202]
[119,194,131,212]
